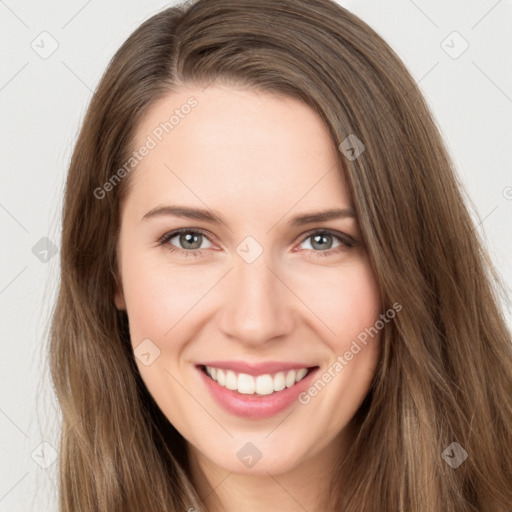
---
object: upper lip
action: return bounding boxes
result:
[197,360,318,376]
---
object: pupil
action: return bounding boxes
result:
[181,233,201,249]
[312,233,331,250]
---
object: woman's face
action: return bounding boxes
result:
[114,84,382,476]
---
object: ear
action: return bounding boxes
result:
[115,289,126,310]
[114,274,127,311]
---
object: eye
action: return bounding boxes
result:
[157,228,355,258]
[157,228,213,257]
[297,229,355,257]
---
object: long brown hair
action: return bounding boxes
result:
[49,0,512,510]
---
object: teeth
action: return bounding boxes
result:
[238,373,255,394]
[225,370,237,390]
[285,370,296,388]
[273,372,286,391]
[204,366,311,395]
[255,374,273,395]
[217,369,226,386]
[296,368,308,381]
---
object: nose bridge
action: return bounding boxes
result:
[218,245,294,344]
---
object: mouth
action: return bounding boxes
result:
[198,364,317,396]
[196,363,320,419]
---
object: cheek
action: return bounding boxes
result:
[122,249,381,352]
[332,264,381,349]
[291,259,382,417]
[292,257,381,345]
[120,253,212,345]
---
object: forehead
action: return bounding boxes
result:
[126,85,350,219]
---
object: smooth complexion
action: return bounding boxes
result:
[114,85,382,512]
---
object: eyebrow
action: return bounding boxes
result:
[140,205,355,226]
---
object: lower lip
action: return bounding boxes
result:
[197,366,319,419]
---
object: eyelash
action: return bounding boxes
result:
[156,227,356,259]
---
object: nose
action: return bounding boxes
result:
[217,251,296,346]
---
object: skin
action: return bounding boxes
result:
[114,84,382,512]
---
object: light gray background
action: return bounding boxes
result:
[1,0,511,510]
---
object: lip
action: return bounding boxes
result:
[197,360,315,376]
[196,363,319,419]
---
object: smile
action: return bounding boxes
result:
[202,365,311,395]
[197,362,319,419]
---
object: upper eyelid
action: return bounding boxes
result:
[159,227,213,245]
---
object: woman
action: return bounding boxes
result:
[49,0,512,510]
